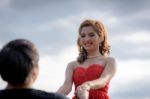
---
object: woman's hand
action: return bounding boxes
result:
[75,83,91,99]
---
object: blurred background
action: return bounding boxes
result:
[0,0,150,99]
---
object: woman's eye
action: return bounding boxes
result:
[80,35,85,38]
[89,34,95,37]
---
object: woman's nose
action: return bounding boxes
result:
[84,36,90,41]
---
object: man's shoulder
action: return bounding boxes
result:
[27,89,68,99]
[0,89,68,99]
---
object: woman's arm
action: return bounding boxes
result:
[81,57,117,90]
[57,61,75,95]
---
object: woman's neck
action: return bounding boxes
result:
[87,50,101,57]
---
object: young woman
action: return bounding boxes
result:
[57,19,117,99]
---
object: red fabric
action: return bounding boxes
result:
[72,64,109,99]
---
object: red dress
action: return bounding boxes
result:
[72,64,109,99]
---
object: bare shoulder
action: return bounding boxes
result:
[106,56,116,63]
[105,56,117,67]
[67,60,78,70]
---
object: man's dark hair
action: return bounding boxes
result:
[0,39,39,85]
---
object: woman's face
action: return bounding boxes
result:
[79,26,101,52]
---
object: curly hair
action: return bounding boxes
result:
[77,19,110,63]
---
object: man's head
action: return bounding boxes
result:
[0,39,39,87]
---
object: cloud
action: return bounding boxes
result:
[1,46,149,99]
[33,45,78,98]
[109,59,150,99]
[0,78,6,89]
[0,0,149,58]
[33,45,78,91]
[0,1,150,98]
[111,30,150,44]
[0,45,77,97]
[109,30,150,60]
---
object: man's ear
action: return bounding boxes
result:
[31,66,39,82]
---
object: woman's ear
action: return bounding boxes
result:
[98,37,102,45]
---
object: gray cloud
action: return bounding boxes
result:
[0,0,150,57]
[0,0,150,59]
[110,41,150,60]
[110,78,150,99]
[0,0,150,98]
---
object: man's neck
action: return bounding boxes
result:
[6,83,33,89]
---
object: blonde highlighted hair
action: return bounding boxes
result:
[77,19,110,63]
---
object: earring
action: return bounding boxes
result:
[80,46,83,52]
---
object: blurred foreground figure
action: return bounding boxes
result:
[0,39,68,99]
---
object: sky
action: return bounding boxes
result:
[0,0,150,98]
